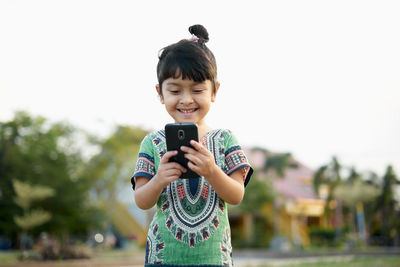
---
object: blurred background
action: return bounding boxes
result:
[1,0,399,266]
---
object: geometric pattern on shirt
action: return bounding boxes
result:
[223,145,249,175]
[145,222,165,264]
[142,129,251,254]
[159,130,228,248]
[220,227,233,266]
[134,152,155,178]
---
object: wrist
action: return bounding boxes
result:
[204,164,221,182]
[152,174,167,190]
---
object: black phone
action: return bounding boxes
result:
[165,123,199,178]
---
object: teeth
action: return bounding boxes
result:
[180,109,196,113]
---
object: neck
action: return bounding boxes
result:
[197,122,212,139]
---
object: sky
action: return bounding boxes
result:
[1,0,399,177]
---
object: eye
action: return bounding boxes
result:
[192,88,204,93]
[168,89,180,94]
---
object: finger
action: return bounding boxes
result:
[167,174,181,183]
[187,161,200,173]
[190,140,207,153]
[166,162,187,173]
[165,168,183,178]
[180,145,197,154]
[184,153,202,166]
[161,150,178,163]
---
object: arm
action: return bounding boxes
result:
[181,140,246,205]
[134,150,186,210]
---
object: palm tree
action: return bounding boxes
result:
[375,165,400,245]
[312,156,343,239]
[334,167,380,244]
[261,151,298,247]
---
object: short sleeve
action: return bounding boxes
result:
[223,130,253,187]
[131,135,156,190]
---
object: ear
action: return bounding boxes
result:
[211,82,220,102]
[156,84,164,104]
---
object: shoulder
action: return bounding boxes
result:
[216,129,238,142]
[142,130,165,144]
[211,128,233,138]
[146,129,165,139]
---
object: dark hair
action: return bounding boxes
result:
[157,24,218,93]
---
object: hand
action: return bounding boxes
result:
[181,140,218,178]
[154,151,186,187]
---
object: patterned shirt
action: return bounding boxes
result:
[132,129,253,266]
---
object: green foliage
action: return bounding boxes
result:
[0,111,104,243]
[309,227,336,246]
[334,179,380,207]
[83,125,148,201]
[14,210,52,231]
[374,165,400,245]
[12,179,55,231]
[313,165,328,196]
[263,153,294,178]
[239,172,274,213]
[12,179,55,210]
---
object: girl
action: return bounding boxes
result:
[131,24,253,266]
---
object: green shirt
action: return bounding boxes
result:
[132,129,252,266]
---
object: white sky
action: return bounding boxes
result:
[1,0,399,177]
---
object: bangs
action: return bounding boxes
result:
[157,41,217,89]
[159,58,211,83]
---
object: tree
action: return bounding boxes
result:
[375,165,400,245]
[12,179,55,249]
[333,168,380,244]
[239,172,274,213]
[83,125,148,202]
[263,152,296,178]
[312,156,344,238]
[81,125,149,243]
[0,111,103,247]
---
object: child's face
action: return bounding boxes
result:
[156,77,218,126]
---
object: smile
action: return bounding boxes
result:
[178,108,198,113]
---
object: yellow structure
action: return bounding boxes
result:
[106,200,147,247]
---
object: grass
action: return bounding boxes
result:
[0,242,145,266]
[1,247,400,267]
[251,255,400,267]
[0,251,20,265]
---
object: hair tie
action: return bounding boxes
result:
[189,34,199,43]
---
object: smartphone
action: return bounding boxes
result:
[165,123,199,178]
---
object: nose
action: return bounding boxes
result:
[180,91,194,104]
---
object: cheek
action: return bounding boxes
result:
[163,97,179,108]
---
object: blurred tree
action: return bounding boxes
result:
[81,125,148,243]
[83,125,148,202]
[0,111,104,247]
[13,179,55,249]
[13,179,54,229]
[375,165,400,245]
[236,169,274,246]
[312,156,344,238]
[240,173,274,213]
[260,151,298,247]
[334,168,380,244]
[263,152,295,178]
[334,168,380,207]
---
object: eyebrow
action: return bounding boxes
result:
[165,81,203,87]
[165,82,182,86]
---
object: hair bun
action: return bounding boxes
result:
[188,24,209,43]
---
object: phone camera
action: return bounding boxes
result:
[178,129,185,140]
